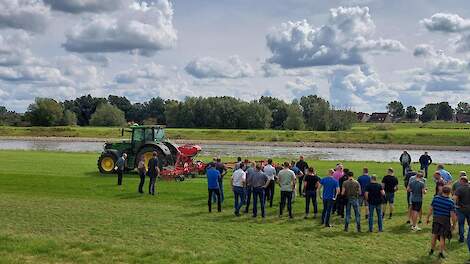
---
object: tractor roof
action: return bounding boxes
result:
[129,124,166,129]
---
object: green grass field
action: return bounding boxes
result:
[2,121,470,146]
[1,150,470,263]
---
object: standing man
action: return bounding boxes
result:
[437,164,453,184]
[365,175,385,232]
[214,158,227,203]
[206,164,222,213]
[426,186,457,259]
[231,163,246,216]
[419,152,433,178]
[147,152,160,196]
[337,168,350,218]
[433,171,446,196]
[137,156,146,194]
[303,167,321,219]
[400,151,412,177]
[382,168,399,219]
[251,164,269,218]
[342,171,361,232]
[358,168,371,219]
[115,153,127,186]
[290,161,301,201]
[453,176,470,247]
[278,162,296,219]
[244,162,255,214]
[296,156,309,197]
[263,159,277,208]
[408,172,426,231]
[320,169,340,227]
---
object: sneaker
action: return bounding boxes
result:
[428,249,434,256]
[406,220,410,224]
[438,252,445,259]
[418,220,422,224]
[326,224,333,228]
[411,226,417,231]
[415,226,421,231]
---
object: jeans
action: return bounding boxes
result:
[265,180,275,207]
[213,179,224,203]
[298,176,304,196]
[420,165,429,178]
[321,199,334,226]
[457,209,470,251]
[402,164,409,177]
[279,191,293,217]
[244,187,253,213]
[117,170,123,185]
[148,176,156,195]
[138,170,145,193]
[305,190,318,215]
[208,188,221,212]
[369,204,383,232]
[345,198,361,231]
[233,186,245,215]
[252,187,266,217]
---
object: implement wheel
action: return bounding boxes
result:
[98,153,117,174]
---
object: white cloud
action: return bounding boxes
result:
[185,55,255,79]
[0,31,34,66]
[44,0,124,14]
[421,13,470,33]
[62,0,177,56]
[266,6,404,68]
[0,0,49,33]
[285,77,320,98]
[114,63,175,83]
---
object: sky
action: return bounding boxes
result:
[1,0,470,113]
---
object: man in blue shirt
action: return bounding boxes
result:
[357,167,371,219]
[207,165,221,212]
[437,164,452,183]
[320,169,339,227]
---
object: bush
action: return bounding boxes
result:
[90,103,126,127]
[26,98,64,126]
[62,110,77,126]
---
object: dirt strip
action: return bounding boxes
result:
[1,136,469,151]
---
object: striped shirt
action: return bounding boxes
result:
[431,195,455,217]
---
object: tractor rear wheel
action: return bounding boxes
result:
[98,153,117,174]
[137,146,167,170]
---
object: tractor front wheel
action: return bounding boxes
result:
[98,153,117,174]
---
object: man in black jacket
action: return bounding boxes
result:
[399,151,412,177]
[147,152,160,195]
[295,156,309,197]
[419,151,432,178]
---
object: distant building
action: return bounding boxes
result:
[356,112,370,123]
[456,113,470,123]
[368,112,392,123]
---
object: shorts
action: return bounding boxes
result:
[432,216,452,239]
[358,196,368,206]
[411,201,422,212]
[384,192,395,204]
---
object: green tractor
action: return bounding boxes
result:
[97,125,178,174]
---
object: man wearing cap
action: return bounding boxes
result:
[295,156,309,197]
[453,175,470,248]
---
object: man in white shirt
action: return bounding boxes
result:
[232,163,246,216]
[263,159,277,208]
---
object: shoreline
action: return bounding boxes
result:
[1,136,469,152]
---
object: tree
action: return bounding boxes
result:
[329,110,356,131]
[283,102,305,130]
[436,102,453,121]
[64,95,107,126]
[145,97,166,124]
[108,95,132,120]
[89,103,126,127]
[0,106,23,126]
[239,101,273,129]
[405,106,418,121]
[300,95,330,131]
[259,96,289,129]
[26,98,64,126]
[420,103,438,122]
[62,110,77,126]
[387,100,405,119]
[456,102,470,114]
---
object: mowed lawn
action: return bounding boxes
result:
[1,150,470,263]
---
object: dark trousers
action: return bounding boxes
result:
[208,188,221,212]
[149,176,156,195]
[305,190,318,215]
[336,196,346,217]
[138,170,145,193]
[212,178,224,203]
[252,187,266,217]
[279,191,293,217]
[322,199,334,226]
[117,170,123,185]
[233,186,245,215]
[265,180,275,207]
[402,163,410,177]
[298,176,304,196]
[244,187,253,213]
[420,165,429,178]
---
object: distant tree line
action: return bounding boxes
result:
[1,95,469,130]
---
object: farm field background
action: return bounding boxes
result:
[1,150,469,263]
[2,122,470,146]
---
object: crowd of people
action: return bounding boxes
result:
[205,152,470,260]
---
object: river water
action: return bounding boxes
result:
[0,139,469,164]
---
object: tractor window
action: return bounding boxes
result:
[144,128,154,141]
[132,129,144,142]
[155,128,165,141]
